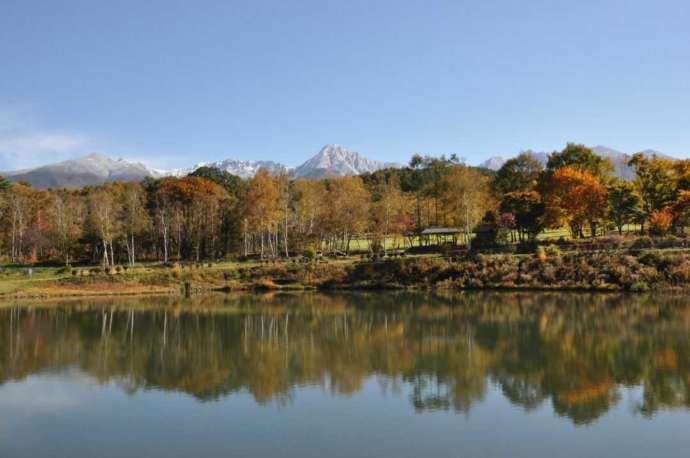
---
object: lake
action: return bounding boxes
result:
[1,291,689,457]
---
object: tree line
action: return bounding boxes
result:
[1,143,690,265]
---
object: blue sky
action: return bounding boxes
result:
[1,0,689,170]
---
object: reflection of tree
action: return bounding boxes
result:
[1,291,690,425]
[407,335,493,414]
[496,374,547,410]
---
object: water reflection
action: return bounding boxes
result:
[1,292,690,425]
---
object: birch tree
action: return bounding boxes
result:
[121,182,150,266]
[87,187,121,267]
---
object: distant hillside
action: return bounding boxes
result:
[479,146,673,179]
[591,146,673,180]
[2,153,164,189]
[478,150,549,170]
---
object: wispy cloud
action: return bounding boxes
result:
[0,107,191,172]
[0,109,91,171]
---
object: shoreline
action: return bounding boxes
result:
[4,248,690,300]
[0,276,645,300]
[3,284,686,301]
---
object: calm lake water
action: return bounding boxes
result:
[1,291,690,457]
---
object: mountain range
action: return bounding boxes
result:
[479,146,671,180]
[0,144,399,189]
[0,144,674,189]
[179,159,289,179]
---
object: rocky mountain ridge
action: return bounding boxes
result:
[1,145,398,189]
[1,144,676,189]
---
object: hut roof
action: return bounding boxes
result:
[473,223,495,233]
[421,227,461,235]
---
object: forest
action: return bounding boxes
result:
[1,143,690,267]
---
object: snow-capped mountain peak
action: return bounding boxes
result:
[160,158,289,179]
[200,159,288,179]
[478,156,507,171]
[0,145,402,188]
[2,153,165,189]
[292,144,398,179]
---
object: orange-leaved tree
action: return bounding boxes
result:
[543,167,607,238]
[648,208,673,236]
[667,190,690,234]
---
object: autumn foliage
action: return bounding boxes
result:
[649,208,673,236]
[2,143,690,265]
[542,167,607,237]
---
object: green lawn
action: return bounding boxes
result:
[0,266,72,294]
[348,229,571,249]
[330,224,649,250]
[537,227,571,241]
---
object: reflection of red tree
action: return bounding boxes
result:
[558,378,612,405]
[655,350,678,370]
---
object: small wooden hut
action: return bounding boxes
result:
[420,227,461,246]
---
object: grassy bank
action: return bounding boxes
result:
[4,247,690,298]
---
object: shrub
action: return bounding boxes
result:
[535,246,547,262]
[669,263,690,283]
[638,250,667,268]
[254,278,278,290]
[540,265,557,283]
[467,278,484,288]
[630,237,653,250]
[597,236,626,250]
[545,244,561,258]
[516,241,538,254]
[619,255,639,267]
[474,253,489,265]
[630,281,650,292]
[303,247,317,261]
